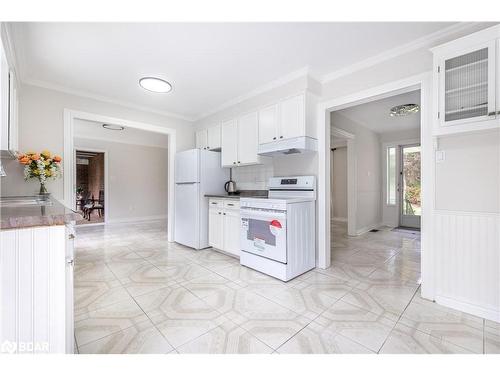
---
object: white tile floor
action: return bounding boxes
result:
[73,220,500,354]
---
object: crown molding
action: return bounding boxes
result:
[320,22,484,84]
[193,66,311,122]
[23,78,196,122]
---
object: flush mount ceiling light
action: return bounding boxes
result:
[390,104,420,117]
[139,77,172,93]
[102,124,125,131]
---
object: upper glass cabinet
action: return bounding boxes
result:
[439,41,496,127]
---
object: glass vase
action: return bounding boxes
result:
[39,182,49,196]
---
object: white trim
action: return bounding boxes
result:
[63,109,176,242]
[331,217,347,223]
[73,134,168,150]
[330,126,356,237]
[194,67,312,121]
[26,79,194,122]
[356,223,384,236]
[321,23,484,84]
[435,295,500,323]
[317,73,434,303]
[106,215,168,225]
[73,146,109,225]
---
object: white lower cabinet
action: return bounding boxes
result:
[208,199,240,257]
[0,224,74,353]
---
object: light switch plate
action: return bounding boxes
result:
[436,150,445,163]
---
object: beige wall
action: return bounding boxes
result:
[331,146,347,220]
[87,153,104,200]
[0,84,194,199]
[75,137,168,222]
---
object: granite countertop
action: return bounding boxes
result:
[205,190,268,199]
[0,195,83,230]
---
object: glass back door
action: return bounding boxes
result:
[399,144,421,229]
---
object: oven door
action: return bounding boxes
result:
[240,208,287,263]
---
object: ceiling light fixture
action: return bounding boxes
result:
[390,104,420,117]
[102,124,125,131]
[139,77,172,93]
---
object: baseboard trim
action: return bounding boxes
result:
[332,217,347,223]
[106,215,167,224]
[435,295,500,323]
[356,222,383,236]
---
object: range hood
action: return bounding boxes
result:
[258,136,318,157]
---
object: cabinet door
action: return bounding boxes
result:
[209,209,224,249]
[258,104,279,145]
[237,111,259,165]
[195,129,208,149]
[223,209,241,257]
[439,41,496,127]
[207,124,221,150]
[221,119,238,167]
[279,94,305,140]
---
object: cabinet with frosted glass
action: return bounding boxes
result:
[432,26,500,135]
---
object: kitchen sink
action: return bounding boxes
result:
[0,196,53,208]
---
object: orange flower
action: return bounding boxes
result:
[19,156,30,165]
[31,153,40,161]
[18,154,26,161]
[53,155,62,163]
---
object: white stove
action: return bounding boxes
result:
[239,176,316,281]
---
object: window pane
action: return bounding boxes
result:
[387,147,396,205]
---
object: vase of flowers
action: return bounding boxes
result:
[17,150,62,195]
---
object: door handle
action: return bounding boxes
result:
[66,259,74,266]
[68,234,75,240]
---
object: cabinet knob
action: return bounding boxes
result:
[488,112,496,116]
[207,146,210,149]
[237,161,241,164]
[218,212,222,215]
[223,213,226,215]
[280,136,283,139]
[273,137,276,140]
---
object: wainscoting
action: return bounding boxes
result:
[434,211,500,322]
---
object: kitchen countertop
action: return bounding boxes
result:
[205,190,268,199]
[0,195,83,230]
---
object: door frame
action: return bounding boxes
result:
[330,126,356,237]
[64,109,177,241]
[73,147,108,226]
[398,143,422,229]
[316,72,434,300]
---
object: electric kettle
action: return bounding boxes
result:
[224,180,237,194]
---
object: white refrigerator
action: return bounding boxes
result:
[174,149,229,249]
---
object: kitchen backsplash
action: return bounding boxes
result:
[231,160,274,191]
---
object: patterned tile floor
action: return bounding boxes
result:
[73,220,499,354]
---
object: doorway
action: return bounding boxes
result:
[75,149,106,225]
[399,144,421,229]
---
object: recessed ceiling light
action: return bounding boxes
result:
[390,104,420,117]
[102,124,125,131]
[139,77,172,93]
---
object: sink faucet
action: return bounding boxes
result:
[0,161,6,177]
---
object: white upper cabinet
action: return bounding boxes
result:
[432,25,500,135]
[221,112,265,168]
[258,103,279,144]
[196,124,221,150]
[257,93,316,146]
[221,119,238,167]
[237,111,259,166]
[279,94,305,140]
[0,38,17,152]
[195,129,208,149]
[207,124,221,150]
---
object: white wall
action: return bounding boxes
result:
[74,137,168,222]
[0,84,194,199]
[331,112,382,233]
[436,130,499,213]
[331,146,347,220]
